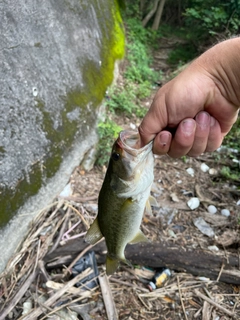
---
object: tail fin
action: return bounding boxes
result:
[106,255,119,275]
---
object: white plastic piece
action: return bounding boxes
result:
[193,217,215,237]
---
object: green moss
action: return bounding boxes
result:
[0,162,43,227]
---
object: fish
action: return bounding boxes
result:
[85,130,156,275]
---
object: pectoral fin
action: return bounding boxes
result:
[145,195,158,215]
[129,229,149,244]
[85,218,103,245]
[149,195,158,207]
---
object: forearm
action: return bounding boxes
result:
[193,37,240,108]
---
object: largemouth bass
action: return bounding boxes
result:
[85,130,156,275]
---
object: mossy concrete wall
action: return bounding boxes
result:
[0,0,124,271]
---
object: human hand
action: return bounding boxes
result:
[139,39,240,158]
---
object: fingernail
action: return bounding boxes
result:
[159,132,171,146]
[210,116,216,127]
[196,112,210,127]
[182,119,195,135]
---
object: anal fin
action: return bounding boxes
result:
[85,218,103,245]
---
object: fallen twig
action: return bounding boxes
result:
[194,289,237,319]
[99,274,118,320]
[0,270,37,320]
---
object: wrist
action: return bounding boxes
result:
[194,37,240,108]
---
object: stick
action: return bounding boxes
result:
[99,274,118,320]
[177,276,188,320]
[194,289,236,318]
[20,268,93,320]
[0,270,37,320]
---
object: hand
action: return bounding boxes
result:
[139,40,240,158]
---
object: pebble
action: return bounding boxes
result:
[186,167,194,177]
[200,163,210,172]
[221,209,230,217]
[129,122,136,130]
[187,197,200,210]
[208,245,219,252]
[207,205,217,214]
[209,168,217,175]
[22,300,33,315]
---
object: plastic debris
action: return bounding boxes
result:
[157,207,178,225]
[237,199,240,206]
[147,269,171,291]
[187,197,200,210]
[193,217,215,237]
[221,209,230,217]
[186,167,194,177]
[72,251,99,289]
[200,163,210,172]
[207,205,217,214]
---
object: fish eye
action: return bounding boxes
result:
[111,152,120,161]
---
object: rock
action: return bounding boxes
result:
[187,197,200,210]
[0,0,124,272]
[207,205,217,214]
[200,163,210,172]
[209,168,218,175]
[221,209,230,217]
[22,300,33,316]
[208,245,219,252]
[186,167,195,177]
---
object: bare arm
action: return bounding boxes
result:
[139,38,240,157]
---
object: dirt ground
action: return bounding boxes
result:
[0,38,240,320]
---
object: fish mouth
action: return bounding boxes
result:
[117,130,152,156]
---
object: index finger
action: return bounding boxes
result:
[138,97,168,147]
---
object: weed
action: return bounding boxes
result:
[96,119,122,166]
[220,166,239,182]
